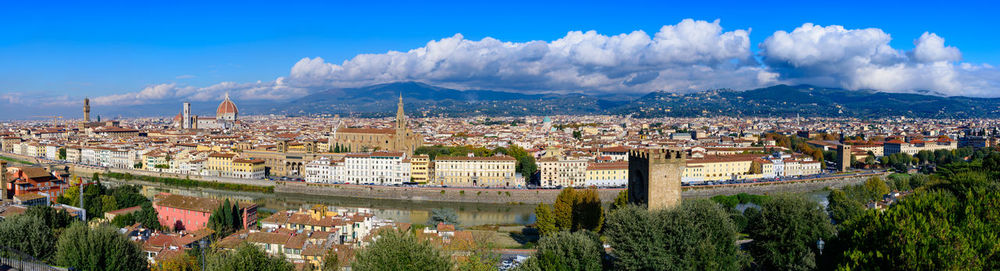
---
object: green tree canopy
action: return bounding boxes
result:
[56,223,148,271]
[206,242,294,271]
[352,230,453,271]
[427,208,459,226]
[533,203,557,237]
[516,231,603,271]
[0,214,56,261]
[745,195,835,271]
[604,200,746,271]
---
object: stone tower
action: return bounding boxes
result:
[395,94,406,136]
[628,148,686,211]
[182,102,192,129]
[1,161,7,201]
[837,144,852,172]
[83,98,91,123]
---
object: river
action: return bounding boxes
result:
[126,181,538,227]
[114,180,832,227]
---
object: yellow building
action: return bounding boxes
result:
[682,155,761,183]
[141,150,170,170]
[584,161,628,187]
[433,156,518,187]
[232,158,265,179]
[206,152,235,177]
[410,155,432,184]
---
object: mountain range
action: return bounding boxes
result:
[260,82,1000,119]
[22,82,999,121]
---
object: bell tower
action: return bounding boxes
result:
[83,98,91,123]
[395,94,406,134]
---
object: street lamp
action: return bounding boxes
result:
[816,238,825,255]
[199,239,207,271]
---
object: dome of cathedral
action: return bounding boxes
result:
[216,93,238,116]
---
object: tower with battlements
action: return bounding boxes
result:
[837,144,852,172]
[628,148,686,211]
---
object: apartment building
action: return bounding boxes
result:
[538,156,588,188]
[433,155,517,187]
[583,161,627,187]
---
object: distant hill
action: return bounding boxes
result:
[256,82,1000,119]
[616,85,1000,118]
[262,81,631,117]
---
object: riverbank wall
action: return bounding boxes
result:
[2,153,885,205]
[274,173,886,204]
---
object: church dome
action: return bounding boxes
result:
[216,93,238,117]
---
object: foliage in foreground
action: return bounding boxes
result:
[206,243,294,271]
[352,230,452,271]
[746,194,835,271]
[534,187,603,236]
[604,200,746,271]
[56,223,148,271]
[515,231,603,271]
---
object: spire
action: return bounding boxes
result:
[224,92,230,101]
[396,93,406,132]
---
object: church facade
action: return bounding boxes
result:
[330,96,422,155]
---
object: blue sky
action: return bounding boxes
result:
[1,0,998,106]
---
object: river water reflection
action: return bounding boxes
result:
[135,183,537,226]
[129,181,831,227]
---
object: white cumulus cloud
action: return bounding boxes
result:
[80,19,1000,109]
[285,19,773,93]
[760,23,997,96]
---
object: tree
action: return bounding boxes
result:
[0,214,56,261]
[152,251,199,271]
[134,202,162,230]
[837,189,999,270]
[111,185,150,208]
[534,203,556,237]
[208,200,241,236]
[552,188,576,231]
[862,177,890,200]
[427,208,459,226]
[101,194,119,214]
[604,201,746,271]
[745,195,835,271]
[56,223,148,271]
[111,213,137,228]
[23,204,74,230]
[456,232,501,271]
[321,248,340,271]
[516,231,603,271]
[352,230,452,271]
[58,147,66,160]
[572,188,602,232]
[206,243,294,271]
[92,172,100,181]
[826,189,863,225]
[610,189,629,211]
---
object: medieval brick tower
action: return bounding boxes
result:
[1,161,7,201]
[83,98,91,123]
[837,144,852,172]
[628,148,686,211]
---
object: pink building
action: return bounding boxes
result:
[153,193,257,232]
